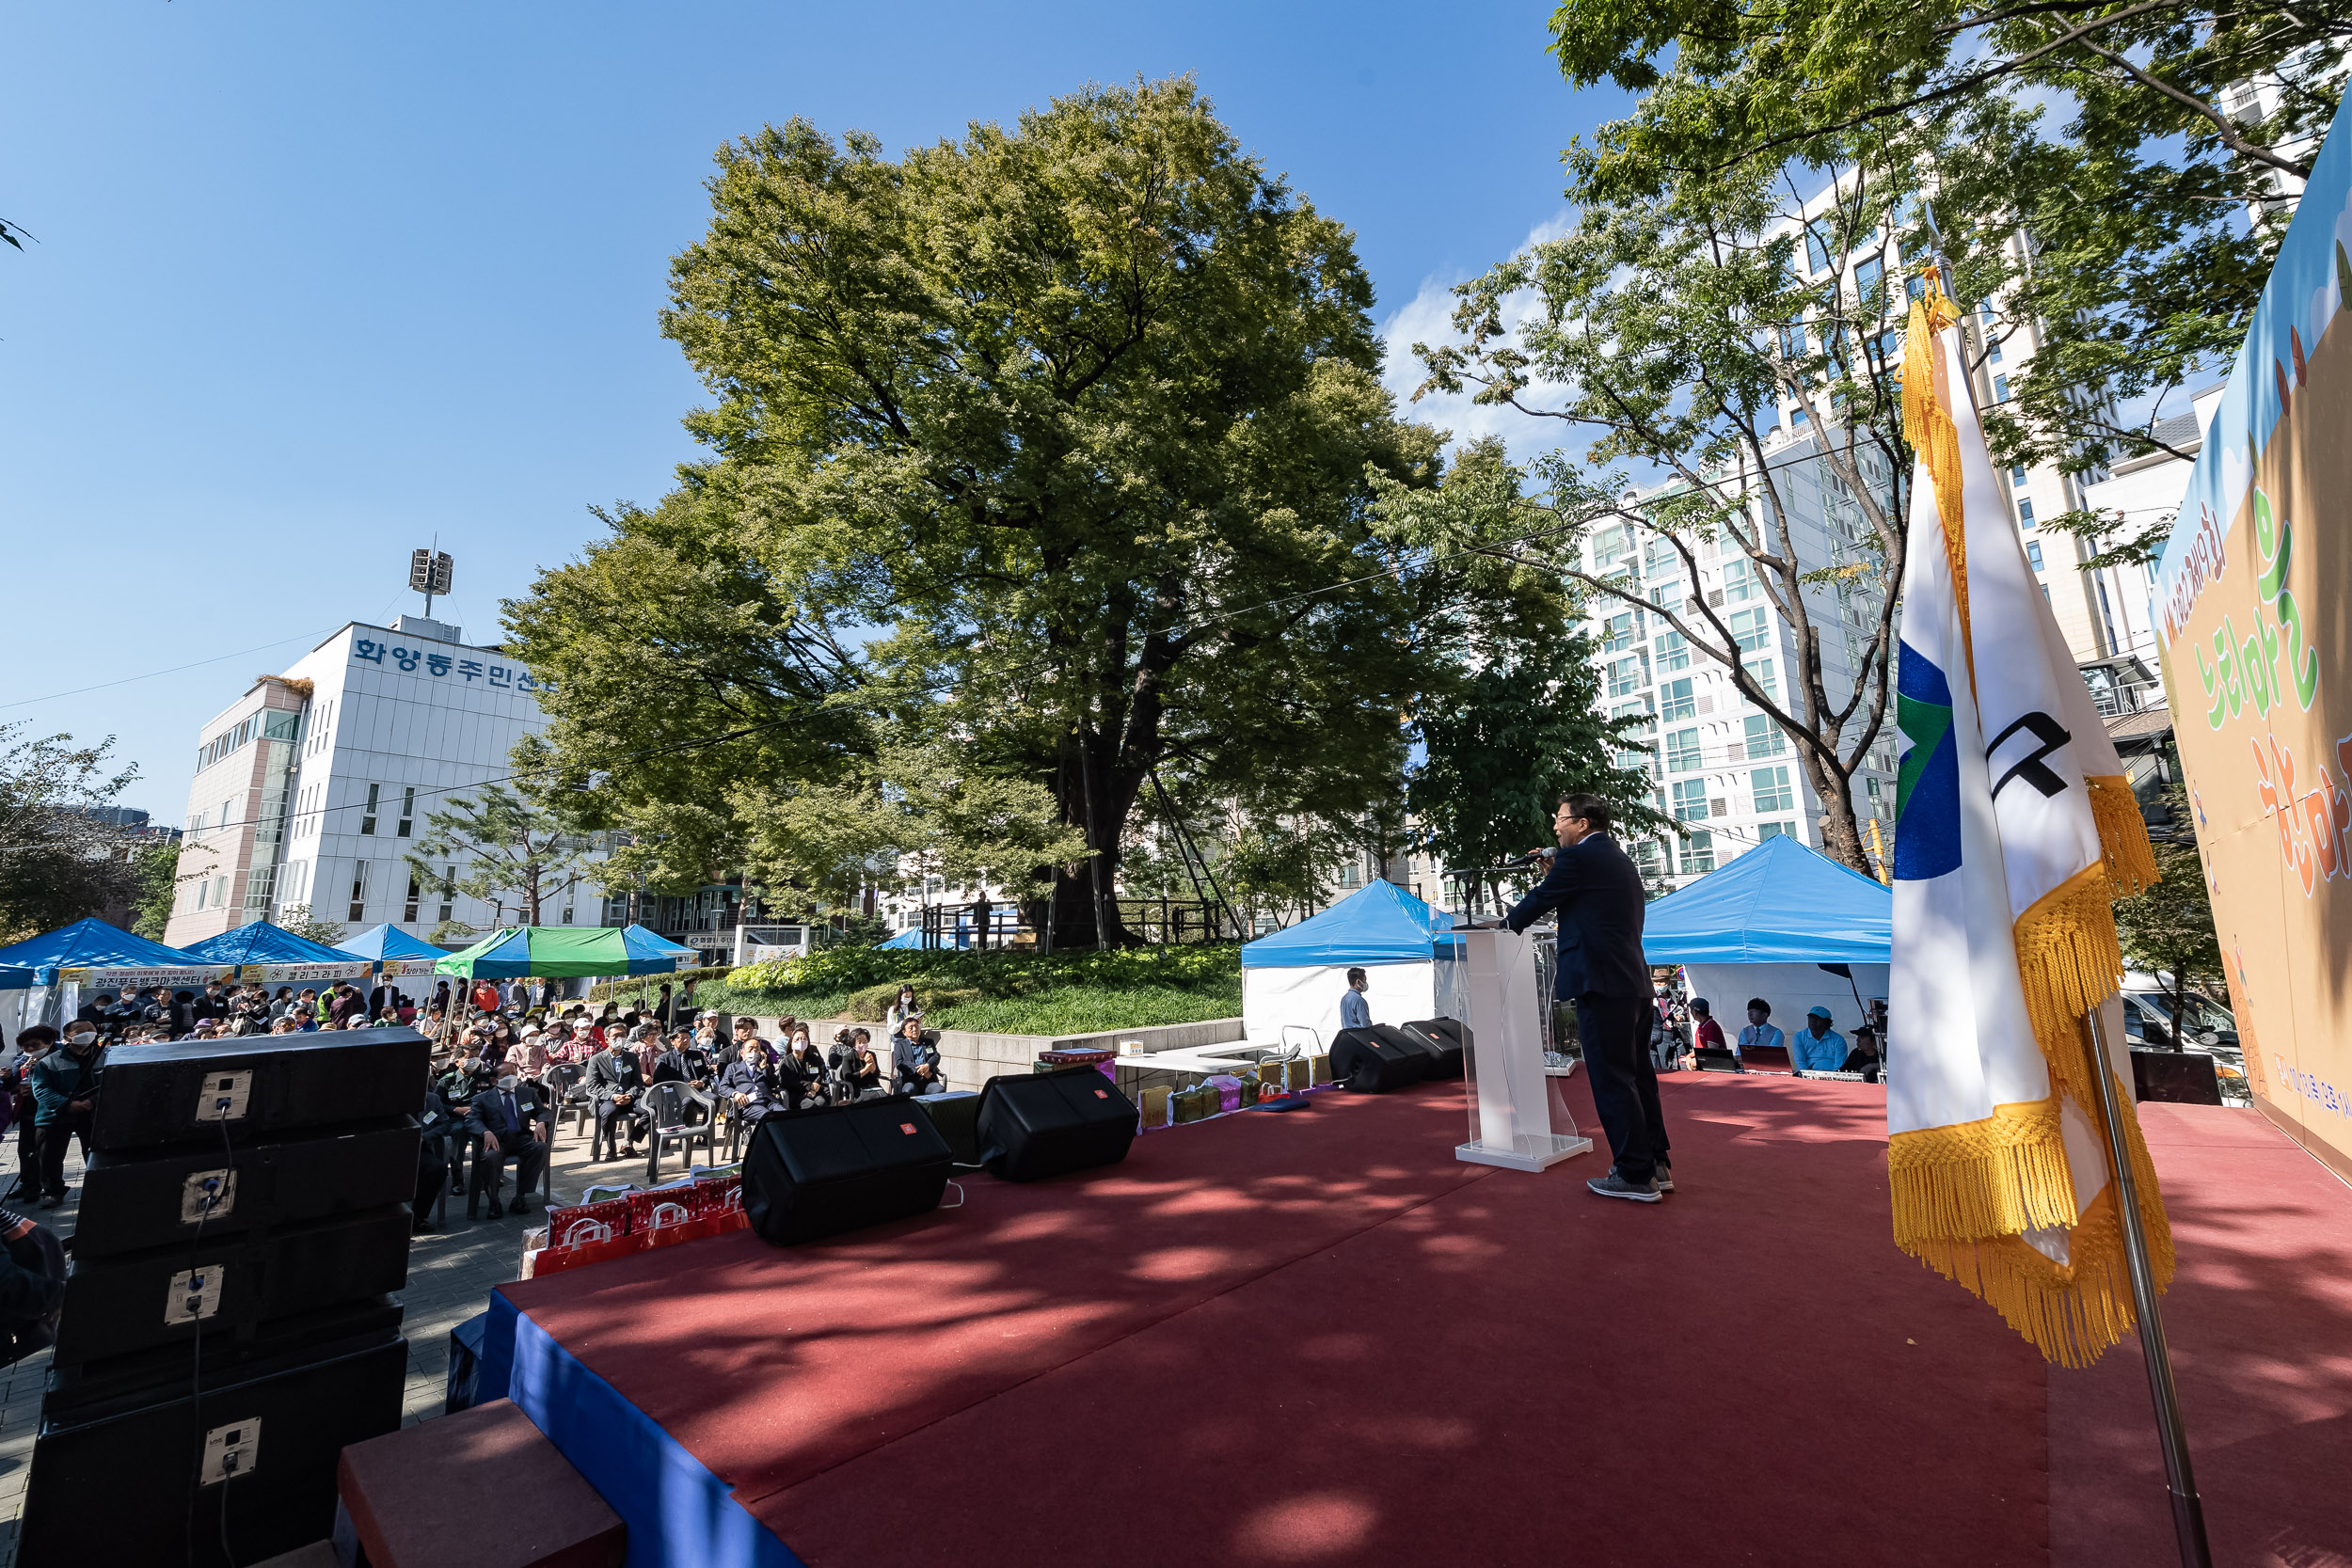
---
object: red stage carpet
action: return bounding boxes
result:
[500,1075,2352,1567]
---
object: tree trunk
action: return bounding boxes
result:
[1795,745,1869,876]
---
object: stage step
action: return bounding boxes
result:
[333,1398,623,1568]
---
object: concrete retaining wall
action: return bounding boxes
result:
[708,1012,1246,1093]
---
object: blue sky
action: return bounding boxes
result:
[2,2,1614,823]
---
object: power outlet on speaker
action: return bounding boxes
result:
[200,1418,261,1484]
[166,1265,225,1326]
[197,1069,252,1123]
[180,1168,237,1225]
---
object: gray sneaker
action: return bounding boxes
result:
[1654,1163,1675,1193]
[1587,1169,1661,1204]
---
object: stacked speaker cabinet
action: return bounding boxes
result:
[1329,1026,1432,1093]
[19,1030,427,1568]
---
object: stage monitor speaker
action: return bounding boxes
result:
[53,1204,414,1367]
[91,1030,431,1153]
[72,1117,421,1259]
[43,1295,405,1423]
[1330,1027,1431,1093]
[741,1099,953,1245]
[1395,1019,1468,1080]
[913,1090,982,1165]
[973,1068,1137,1183]
[19,1332,405,1568]
[2131,1049,2223,1105]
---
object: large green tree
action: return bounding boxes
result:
[1548,0,2349,521]
[516,77,1463,944]
[403,782,598,937]
[0,724,151,942]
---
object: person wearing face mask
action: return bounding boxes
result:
[586,1031,648,1162]
[5,1030,54,1203]
[28,1022,105,1209]
[464,1064,548,1218]
[436,1049,493,1111]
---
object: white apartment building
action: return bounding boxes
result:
[163,615,605,948]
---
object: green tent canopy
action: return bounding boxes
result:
[432,924,701,979]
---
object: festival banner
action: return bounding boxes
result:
[2152,97,2352,1183]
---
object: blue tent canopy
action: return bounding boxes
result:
[1240,880,1450,969]
[0,965,33,991]
[877,927,924,950]
[1639,834,1890,965]
[180,921,367,968]
[339,924,446,962]
[0,917,218,981]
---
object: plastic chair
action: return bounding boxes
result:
[642,1081,716,1182]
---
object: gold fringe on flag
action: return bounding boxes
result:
[2013,862,2127,1113]
[2086,774,2162,896]
[1902,274,1971,667]
[1888,1098,2077,1243]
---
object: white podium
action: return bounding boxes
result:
[1445,927,1593,1172]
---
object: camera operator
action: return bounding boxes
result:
[892,1016,947,1098]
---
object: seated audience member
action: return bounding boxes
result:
[270,1016,302,1035]
[1690,997,1726,1054]
[7,1029,54,1196]
[191,981,232,1025]
[586,1033,648,1161]
[893,1016,947,1097]
[414,1068,455,1233]
[1338,967,1373,1031]
[436,1049,493,1110]
[1839,1025,1883,1084]
[1790,1006,1848,1072]
[780,1034,830,1110]
[840,1030,886,1101]
[465,1063,549,1217]
[1735,998,1785,1060]
[730,1016,770,1071]
[648,1029,697,1086]
[716,1039,778,1125]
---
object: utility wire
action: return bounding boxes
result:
[1,629,342,711]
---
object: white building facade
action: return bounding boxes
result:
[164,615,605,949]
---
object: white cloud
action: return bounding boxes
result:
[1377,212,1580,466]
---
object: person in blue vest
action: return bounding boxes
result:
[1789,1006,1850,1072]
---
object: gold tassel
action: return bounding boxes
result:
[1901,277,1972,670]
[1889,1100,2078,1243]
[2087,774,2161,897]
[2012,863,2124,1111]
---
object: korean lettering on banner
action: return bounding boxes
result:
[358,637,549,694]
[354,639,385,665]
[457,659,484,682]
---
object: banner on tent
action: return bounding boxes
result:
[373,958,442,978]
[238,961,367,984]
[57,965,232,989]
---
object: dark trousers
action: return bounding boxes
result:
[1574,995,1670,1183]
[36,1112,92,1198]
[471,1136,545,1211]
[413,1146,448,1224]
[594,1101,643,1159]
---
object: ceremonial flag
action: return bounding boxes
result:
[1889,276,2171,1366]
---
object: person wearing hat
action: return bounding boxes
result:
[1790,1006,1849,1073]
[1689,998,1725,1055]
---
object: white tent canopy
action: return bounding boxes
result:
[1239,882,1448,1048]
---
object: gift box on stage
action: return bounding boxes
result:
[1206,1074,1245,1115]
[546,1195,631,1249]
[1309,1054,1331,1085]
[627,1183,699,1234]
[1037,1047,1116,1083]
[1171,1086,1213,1124]
[693,1172,743,1217]
[1140,1086,1172,1128]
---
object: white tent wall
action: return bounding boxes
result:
[1679,962,1887,1043]
[1241,960,1436,1050]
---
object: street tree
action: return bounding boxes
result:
[1403,141,1922,875]
[2112,782,2225,1048]
[619,76,1446,943]
[403,782,597,935]
[0,723,151,942]
[1547,0,2350,530]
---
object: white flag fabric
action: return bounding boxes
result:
[1889,279,2170,1366]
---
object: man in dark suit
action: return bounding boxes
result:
[465,1068,548,1218]
[1505,793,1672,1203]
[586,1037,647,1162]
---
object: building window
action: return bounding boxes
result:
[1598,610,1638,652]
[1671,779,1711,823]
[2018,499,2036,530]
[404,875,422,923]
[1866,776,1883,799]
[1721,557,1758,603]
[1745,657,1780,701]
[1790,405,1808,427]
[1804,219,1835,274]
[244,865,275,914]
[1607,653,1650,698]
[1655,629,1690,672]
[1661,679,1697,721]
[347,861,372,923]
[2026,541,2044,571]
[1681,831,1714,874]
[1592,524,1634,570]
[1752,765,1795,815]
[1758,820,1794,841]
[1613,696,1655,721]
[1986,335,2003,365]
[1729,607,1771,652]
[1665,728,1703,773]
[1993,374,2010,403]
[397,786,415,837]
[1743,715,1785,757]
[438,864,455,924]
[359,783,379,836]
[1853,256,1883,302]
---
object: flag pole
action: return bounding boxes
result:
[2083,1006,2213,1567]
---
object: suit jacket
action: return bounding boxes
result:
[467,1085,547,1144]
[1504,832,1650,1000]
[585,1049,644,1106]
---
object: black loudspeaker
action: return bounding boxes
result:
[2131,1050,2223,1105]
[974,1068,1137,1182]
[44,1296,405,1422]
[53,1205,414,1365]
[914,1090,982,1165]
[1396,1019,1469,1080]
[91,1031,431,1151]
[72,1117,420,1258]
[741,1099,953,1245]
[19,1332,406,1568]
[1330,1027,1431,1093]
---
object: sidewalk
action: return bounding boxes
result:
[0,1112,645,1565]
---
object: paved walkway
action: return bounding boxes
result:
[0,1112,660,1564]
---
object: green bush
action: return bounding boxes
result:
[709,943,1243,1036]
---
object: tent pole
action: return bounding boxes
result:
[2084,1006,2212,1568]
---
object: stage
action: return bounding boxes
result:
[483,1073,2352,1567]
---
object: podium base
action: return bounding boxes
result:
[1455,1132,1593,1173]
